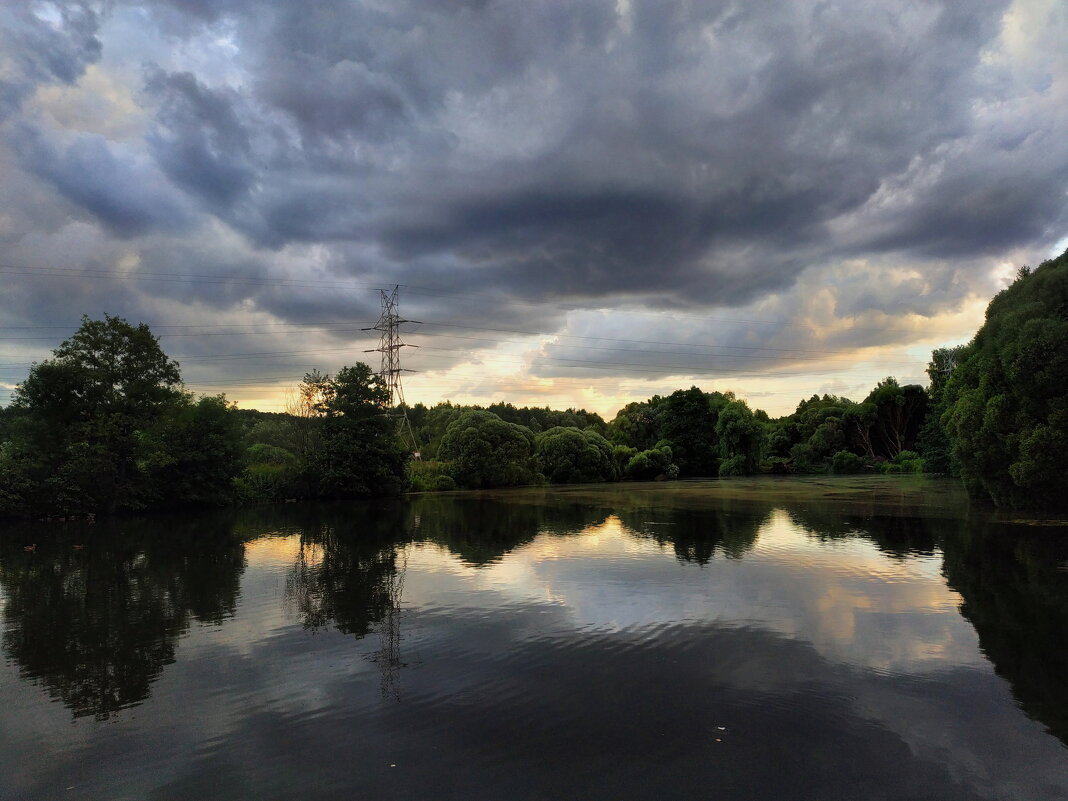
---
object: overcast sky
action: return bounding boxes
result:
[1,0,1066,416]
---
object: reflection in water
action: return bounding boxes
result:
[787,508,942,558]
[280,507,409,699]
[942,522,1068,745]
[1,483,1068,799]
[413,495,605,566]
[620,502,771,564]
[0,515,244,720]
[283,526,398,638]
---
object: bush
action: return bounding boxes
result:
[244,443,296,466]
[409,460,456,492]
[431,474,458,492]
[438,410,537,488]
[235,462,298,502]
[625,446,675,480]
[878,450,924,474]
[831,450,866,474]
[534,427,617,484]
[718,454,747,477]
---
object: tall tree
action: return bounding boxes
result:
[304,364,409,498]
[917,345,967,474]
[715,399,764,475]
[943,248,1068,508]
[11,315,183,513]
[863,378,928,459]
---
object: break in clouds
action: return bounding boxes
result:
[1,0,1067,406]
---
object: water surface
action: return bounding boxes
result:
[2,477,1067,800]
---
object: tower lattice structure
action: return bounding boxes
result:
[363,285,420,453]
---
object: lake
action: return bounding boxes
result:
[1,476,1067,800]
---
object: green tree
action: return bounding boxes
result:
[534,426,617,484]
[657,387,732,476]
[138,395,243,507]
[624,444,675,480]
[863,377,928,459]
[943,248,1068,508]
[608,398,663,450]
[715,399,764,475]
[917,345,967,474]
[305,364,409,498]
[11,315,183,514]
[438,409,537,488]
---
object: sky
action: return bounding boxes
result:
[1,0,1067,418]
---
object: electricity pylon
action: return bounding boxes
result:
[363,285,421,455]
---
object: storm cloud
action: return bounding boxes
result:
[1,0,1067,411]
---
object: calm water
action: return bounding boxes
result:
[2,477,1067,800]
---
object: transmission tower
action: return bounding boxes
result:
[363,285,421,454]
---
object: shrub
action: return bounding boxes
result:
[879,450,924,474]
[625,446,675,480]
[235,462,297,502]
[534,427,617,484]
[718,454,747,477]
[244,443,296,466]
[831,450,866,474]
[409,460,456,492]
[438,410,537,488]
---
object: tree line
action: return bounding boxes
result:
[1,247,1066,516]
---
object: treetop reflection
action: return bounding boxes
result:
[1,484,1066,756]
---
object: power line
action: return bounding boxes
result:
[0,318,929,366]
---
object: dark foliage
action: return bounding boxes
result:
[942,248,1068,509]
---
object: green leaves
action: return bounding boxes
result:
[534,426,617,484]
[438,410,537,488]
[942,247,1068,509]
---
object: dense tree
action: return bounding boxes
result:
[943,248,1068,509]
[608,399,663,451]
[8,315,184,514]
[715,399,763,475]
[657,387,728,476]
[438,409,538,488]
[863,378,928,459]
[917,345,967,474]
[0,320,408,516]
[138,395,243,507]
[771,394,854,470]
[485,402,608,435]
[305,364,409,499]
[534,426,617,484]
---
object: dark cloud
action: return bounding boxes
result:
[2,0,1067,405]
[146,68,256,207]
[11,125,193,237]
[0,3,102,119]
